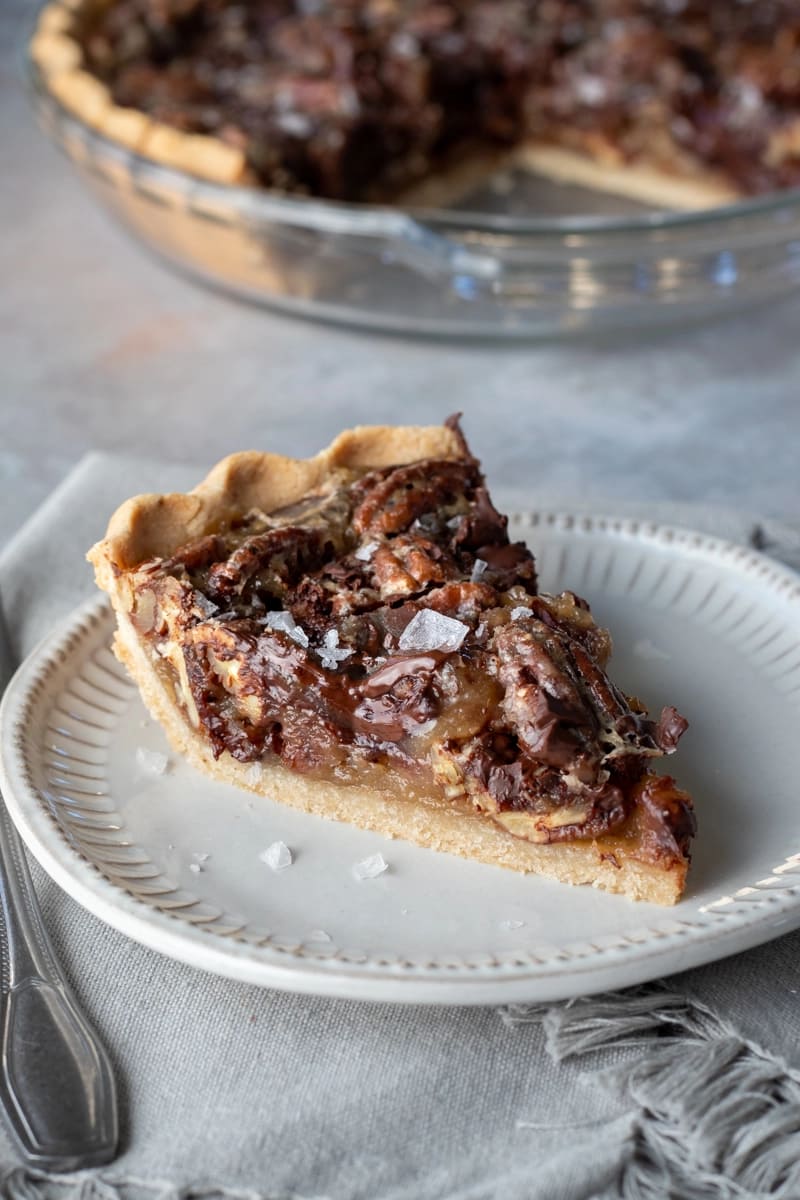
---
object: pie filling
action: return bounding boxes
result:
[74,0,800,198]
[118,419,695,871]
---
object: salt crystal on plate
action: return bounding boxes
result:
[471,558,488,583]
[500,919,525,931]
[398,609,468,654]
[259,841,293,871]
[193,852,210,864]
[318,628,353,670]
[352,853,389,881]
[189,863,202,874]
[354,541,379,562]
[265,610,309,649]
[307,929,332,943]
[136,747,169,776]
[510,606,531,621]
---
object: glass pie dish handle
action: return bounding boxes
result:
[371,212,504,295]
[228,192,771,311]
[231,192,506,297]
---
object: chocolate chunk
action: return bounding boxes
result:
[635,774,697,863]
[656,705,689,753]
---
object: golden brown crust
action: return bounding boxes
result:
[36,6,76,34]
[516,143,739,212]
[31,1,245,183]
[96,104,151,152]
[139,125,246,185]
[397,142,739,213]
[89,423,688,906]
[30,29,83,76]
[47,69,110,127]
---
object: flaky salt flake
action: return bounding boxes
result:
[510,606,531,621]
[265,610,309,649]
[398,609,468,654]
[193,852,210,864]
[354,541,379,562]
[189,863,202,874]
[390,30,418,58]
[307,929,332,943]
[194,593,219,617]
[318,628,353,670]
[136,747,169,776]
[471,558,488,583]
[352,853,389,881]
[446,515,462,530]
[259,841,293,871]
[633,639,671,662]
[245,762,263,787]
[276,111,313,138]
[500,919,525,931]
[576,74,608,106]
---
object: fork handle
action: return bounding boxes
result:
[0,801,118,1170]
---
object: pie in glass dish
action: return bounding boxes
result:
[88,419,695,905]
[29,0,800,208]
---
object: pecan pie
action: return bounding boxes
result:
[89,419,695,904]
[30,0,800,207]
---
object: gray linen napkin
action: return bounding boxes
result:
[1,454,799,1200]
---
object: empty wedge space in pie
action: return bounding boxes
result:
[88,419,696,905]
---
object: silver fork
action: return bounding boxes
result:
[0,598,117,1170]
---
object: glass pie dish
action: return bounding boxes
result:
[27,48,800,338]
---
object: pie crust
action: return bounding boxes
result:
[89,422,695,905]
[31,9,247,183]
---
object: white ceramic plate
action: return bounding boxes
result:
[2,512,800,1004]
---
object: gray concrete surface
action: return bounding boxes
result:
[2,0,798,552]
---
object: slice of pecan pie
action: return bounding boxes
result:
[89,419,695,904]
